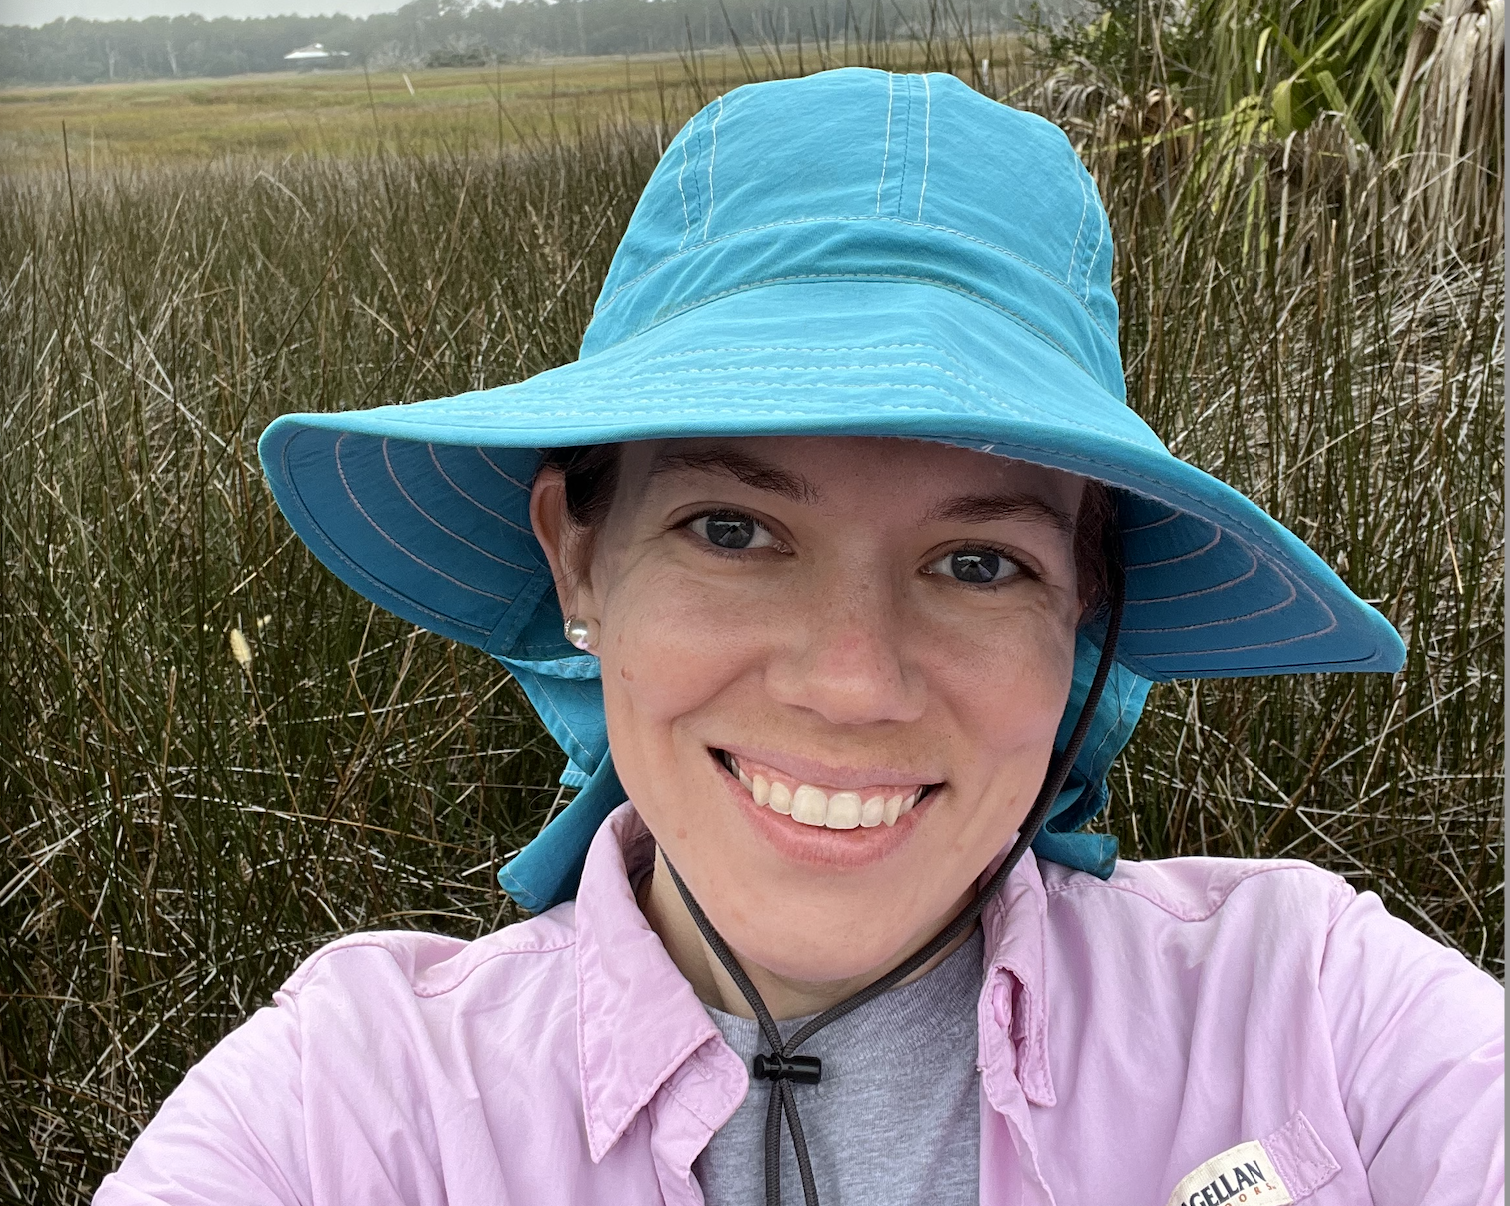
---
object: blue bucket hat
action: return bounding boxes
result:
[258,68,1404,913]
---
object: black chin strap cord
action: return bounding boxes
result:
[666,566,1126,1206]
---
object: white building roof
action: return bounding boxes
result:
[284,43,349,61]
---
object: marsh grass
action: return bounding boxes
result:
[0,57,731,171]
[1080,118,1503,963]
[1,34,1502,1202]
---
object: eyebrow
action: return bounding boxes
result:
[645,447,1074,531]
[924,491,1076,533]
[645,448,819,503]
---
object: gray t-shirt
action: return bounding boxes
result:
[695,928,984,1206]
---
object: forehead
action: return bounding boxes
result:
[622,435,1086,513]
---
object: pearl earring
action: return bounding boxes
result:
[564,616,599,653]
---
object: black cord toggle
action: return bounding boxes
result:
[752,1052,822,1085]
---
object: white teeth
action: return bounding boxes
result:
[790,785,828,826]
[825,792,862,829]
[728,754,929,831]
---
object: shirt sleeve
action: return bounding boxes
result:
[92,991,313,1206]
[1319,887,1504,1206]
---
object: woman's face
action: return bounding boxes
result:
[535,436,1087,984]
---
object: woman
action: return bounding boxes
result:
[97,68,1502,1206]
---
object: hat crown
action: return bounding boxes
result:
[583,68,1123,398]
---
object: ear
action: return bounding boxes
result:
[530,466,599,627]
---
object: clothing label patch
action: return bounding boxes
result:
[1165,1140,1293,1206]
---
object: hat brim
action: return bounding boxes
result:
[259,277,1404,682]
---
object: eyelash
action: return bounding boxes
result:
[679,509,786,556]
[924,543,1039,590]
[681,511,1037,586]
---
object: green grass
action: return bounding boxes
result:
[0,54,740,170]
[0,39,1018,172]
[0,35,1501,1202]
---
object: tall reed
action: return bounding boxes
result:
[0,42,1500,1202]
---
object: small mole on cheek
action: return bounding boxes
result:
[677,827,688,840]
[621,666,634,681]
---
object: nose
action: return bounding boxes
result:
[763,563,926,726]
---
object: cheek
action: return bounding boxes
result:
[938,623,1076,772]
[899,610,1079,890]
[593,566,767,782]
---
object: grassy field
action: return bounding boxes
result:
[0,30,1502,1202]
[0,40,1000,169]
[0,56,722,168]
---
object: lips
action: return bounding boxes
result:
[718,750,934,830]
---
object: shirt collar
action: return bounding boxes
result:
[573,804,1057,1164]
[979,847,1057,1108]
[574,803,747,1162]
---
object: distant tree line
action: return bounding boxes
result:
[0,0,1051,86]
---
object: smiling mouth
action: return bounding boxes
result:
[716,750,940,831]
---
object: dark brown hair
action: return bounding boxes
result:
[539,444,1121,615]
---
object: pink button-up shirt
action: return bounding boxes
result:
[96,804,1503,1206]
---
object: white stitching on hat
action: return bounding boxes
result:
[702,95,724,241]
[675,123,692,249]
[621,356,977,374]
[1122,508,1182,534]
[1083,202,1106,302]
[448,395,980,421]
[531,683,600,769]
[600,217,1058,308]
[594,216,1118,342]
[605,269,1102,375]
[631,341,940,360]
[896,78,913,219]
[281,438,493,633]
[1124,546,1260,603]
[916,72,932,221]
[430,372,1105,436]
[1124,527,1223,570]
[1072,676,1136,768]
[409,378,1123,470]
[1136,626,1343,657]
[426,444,537,538]
[335,435,514,602]
[601,344,1046,416]
[876,73,895,215]
[1068,167,1089,287]
[473,447,535,492]
[607,359,1098,427]
[1122,577,1302,636]
[616,359,1000,413]
[384,440,536,571]
[1124,550,1328,644]
[614,378,997,414]
[623,359,976,376]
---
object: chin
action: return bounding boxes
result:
[730,915,921,986]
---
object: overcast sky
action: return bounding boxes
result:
[1,0,398,23]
